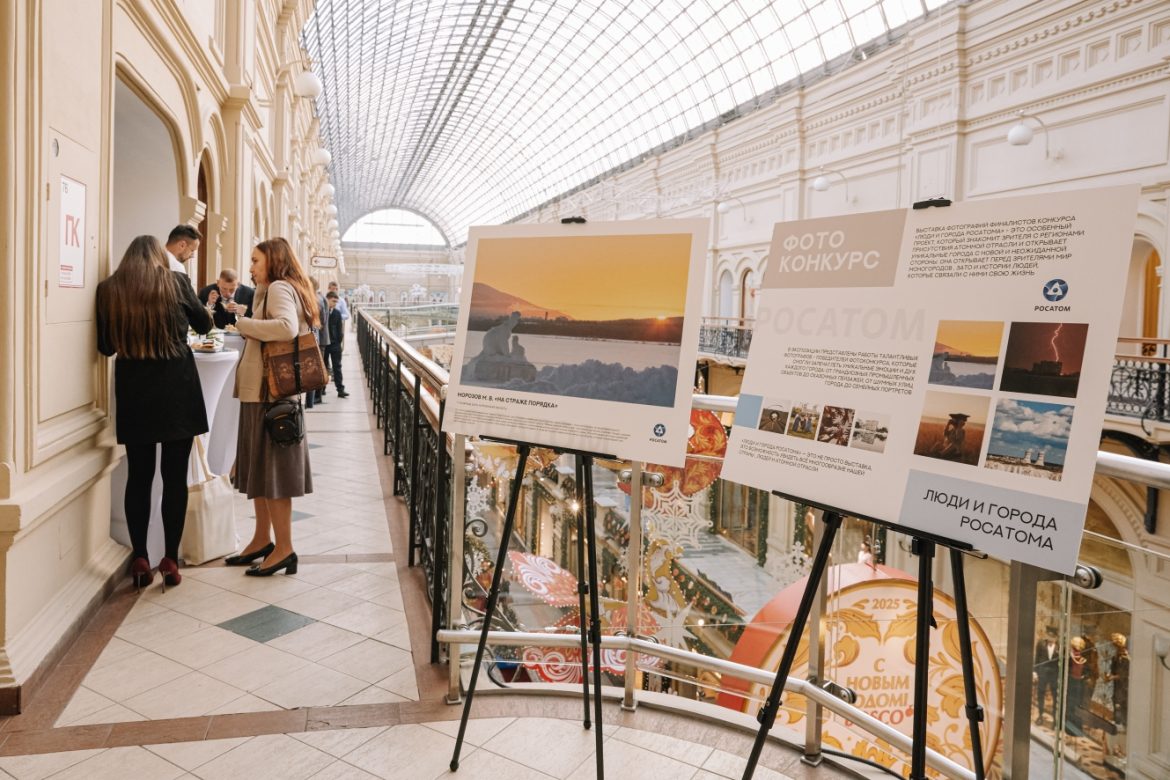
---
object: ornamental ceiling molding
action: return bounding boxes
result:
[803,89,906,132]
[962,63,1169,130]
[964,0,1143,68]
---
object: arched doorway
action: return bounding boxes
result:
[196,153,211,288]
[112,78,180,264]
[717,270,734,319]
[110,76,182,562]
[739,269,755,322]
[1119,239,1161,354]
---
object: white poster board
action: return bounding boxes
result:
[721,186,1138,573]
[443,220,708,465]
[58,175,86,288]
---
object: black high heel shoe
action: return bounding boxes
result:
[245,552,298,577]
[224,542,275,567]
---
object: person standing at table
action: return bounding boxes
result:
[226,237,316,576]
[164,225,200,277]
[198,268,254,329]
[97,235,212,589]
[325,291,348,398]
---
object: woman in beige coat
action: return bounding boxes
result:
[226,238,318,576]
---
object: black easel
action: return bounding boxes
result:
[450,439,613,779]
[741,494,986,780]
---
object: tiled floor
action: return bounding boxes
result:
[0,333,842,780]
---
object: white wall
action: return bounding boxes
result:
[112,79,180,264]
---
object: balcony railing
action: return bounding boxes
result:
[358,310,1170,780]
[699,316,753,360]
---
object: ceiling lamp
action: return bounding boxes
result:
[292,70,323,99]
[322,183,335,198]
[312,148,332,167]
[326,204,338,216]
[327,218,339,229]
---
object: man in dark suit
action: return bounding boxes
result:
[325,291,348,398]
[197,269,254,329]
[1034,626,1061,725]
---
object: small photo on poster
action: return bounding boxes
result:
[757,401,790,435]
[913,391,990,466]
[929,320,1004,390]
[984,398,1073,481]
[816,406,855,446]
[998,322,1088,399]
[787,403,821,440]
[850,412,891,454]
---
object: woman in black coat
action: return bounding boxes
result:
[97,235,212,589]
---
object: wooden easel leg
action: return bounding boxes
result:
[909,538,936,780]
[741,511,843,780]
[449,444,530,771]
[949,548,987,780]
[574,457,592,729]
[581,455,606,778]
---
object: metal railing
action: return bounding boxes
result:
[699,316,753,360]
[358,313,452,662]
[358,309,1167,780]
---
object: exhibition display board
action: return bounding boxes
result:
[443,220,708,466]
[722,186,1138,573]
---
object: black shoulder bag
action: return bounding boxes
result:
[261,294,306,447]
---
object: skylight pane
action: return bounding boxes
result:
[304,0,938,244]
[343,209,449,246]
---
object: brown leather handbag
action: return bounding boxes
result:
[261,293,328,399]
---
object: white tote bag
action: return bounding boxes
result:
[180,437,238,564]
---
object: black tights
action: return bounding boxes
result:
[124,438,193,562]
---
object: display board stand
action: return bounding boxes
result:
[740,493,986,780]
[450,437,615,779]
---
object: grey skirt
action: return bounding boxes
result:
[234,402,313,499]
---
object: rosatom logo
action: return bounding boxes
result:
[653,423,666,437]
[1043,279,1068,302]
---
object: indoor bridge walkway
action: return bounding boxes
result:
[0,336,848,780]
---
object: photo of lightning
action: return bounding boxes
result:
[999,322,1089,399]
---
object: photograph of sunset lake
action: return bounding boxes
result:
[928,320,1004,390]
[460,233,692,407]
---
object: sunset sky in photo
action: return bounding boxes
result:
[920,390,991,425]
[935,320,1004,357]
[473,233,692,321]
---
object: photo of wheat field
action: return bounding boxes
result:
[913,391,990,466]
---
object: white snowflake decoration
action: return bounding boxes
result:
[771,547,813,589]
[465,480,491,522]
[643,481,711,553]
[653,599,697,649]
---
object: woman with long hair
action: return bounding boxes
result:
[97,235,213,589]
[226,237,317,575]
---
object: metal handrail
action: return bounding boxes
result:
[359,309,1170,780]
[436,629,976,780]
[362,311,449,392]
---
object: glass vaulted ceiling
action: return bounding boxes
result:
[304,0,945,244]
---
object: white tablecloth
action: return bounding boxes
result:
[110,346,241,561]
[195,347,241,477]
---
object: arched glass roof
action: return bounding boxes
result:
[342,208,449,246]
[304,0,945,244]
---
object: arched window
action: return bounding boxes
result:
[739,269,755,320]
[718,270,734,319]
[343,208,447,247]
